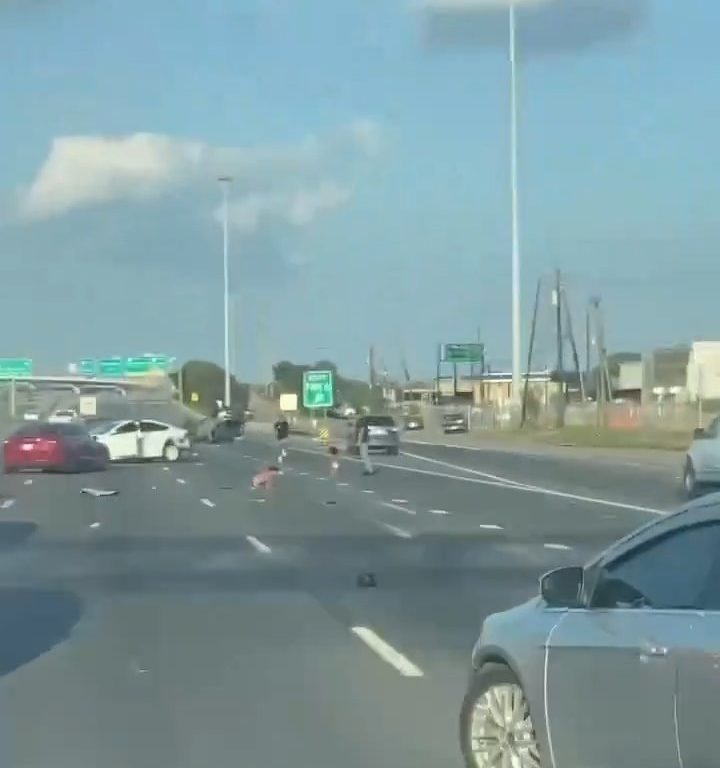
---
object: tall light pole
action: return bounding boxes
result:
[509,3,521,402]
[219,175,232,408]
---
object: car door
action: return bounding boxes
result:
[545,522,720,768]
[673,527,720,768]
[106,421,141,460]
[139,420,168,458]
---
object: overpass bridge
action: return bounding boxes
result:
[0,375,171,396]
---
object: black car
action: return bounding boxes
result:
[442,412,468,434]
[210,418,244,443]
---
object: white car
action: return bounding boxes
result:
[89,418,190,462]
[48,409,78,424]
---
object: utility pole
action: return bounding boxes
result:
[591,296,607,427]
[521,278,542,427]
[562,287,586,402]
[554,269,565,428]
[218,175,233,409]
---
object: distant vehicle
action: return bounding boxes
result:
[442,412,468,434]
[210,418,244,443]
[48,408,78,424]
[4,421,108,473]
[684,416,720,497]
[22,411,40,421]
[460,498,720,768]
[90,419,190,462]
[347,415,400,455]
[403,414,424,431]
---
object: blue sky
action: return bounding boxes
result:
[1,0,719,380]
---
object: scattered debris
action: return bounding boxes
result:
[324,500,337,506]
[81,488,119,497]
[251,466,280,490]
[357,572,377,589]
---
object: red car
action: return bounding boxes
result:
[3,422,109,474]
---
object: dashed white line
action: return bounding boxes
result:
[298,471,309,476]
[200,498,216,508]
[544,543,572,551]
[337,482,350,487]
[89,521,101,530]
[0,499,16,510]
[391,498,409,504]
[479,523,504,530]
[162,467,170,472]
[23,479,32,486]
[315,477,327,481]
[380,522,413,539]
[430,509,451,515]
[362,489,375,494]
[246,535,272,554]
[176,478,187,485]
[381,501,417,515]
[351,626,423,677]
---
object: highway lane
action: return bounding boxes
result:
[0,429,669,768]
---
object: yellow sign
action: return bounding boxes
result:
[190,392,199,403]
[318,427,330,445]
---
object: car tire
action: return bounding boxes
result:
[163,442,180,462]
[683,458,701,499]
[460,663,542,768]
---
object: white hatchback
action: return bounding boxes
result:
[48,409,78,424]
[90,419,190,462]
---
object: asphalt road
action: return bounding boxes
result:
[0,425,681,767]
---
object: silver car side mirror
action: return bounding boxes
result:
[540,566,584,608]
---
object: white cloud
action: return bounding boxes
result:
[19,121,380,220]
[223,181,353,235]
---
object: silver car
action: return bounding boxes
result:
[684,415,720,497]
[347,415,400,455]
[461,496,720,768]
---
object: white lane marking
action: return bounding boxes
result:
[246,535,272,554]
[23,479,32,486]
[287,445,666,515]
[402,451,531,488]
[479,523,504,530]
[391,498,408,504]
[194,461,205,467]
[298,471,309,476]
[316,477,327,481]
[176,478,187,485]
[89,521,101,530]
[380,522,413,538]
[162,467,170,472]
[0,499,16,510]
[381,501,417,515]
[151,486,158,491]
[544,543,572,551]
[337,482,350,487]
[351,627,423,677]
[430,508,450,515]
[200,498,216,508]
[362,489,375,494]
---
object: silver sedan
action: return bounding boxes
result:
[460,495,720,768]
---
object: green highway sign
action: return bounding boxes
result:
[302,369,334,409]
[97,358,125,376]
[0,358,32,379]
[442,343,484,364]
[79,359,97,376]
[80,355,171,378]
[125,355,169,376]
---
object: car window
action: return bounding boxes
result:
[366,416,395,427]
[140,421,167,432]
[706,417,720,438]
[593,522,720,610]
[51,424,88,437]
[114,421,139,435]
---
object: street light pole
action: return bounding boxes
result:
[219,176,232,409]
[509,3,521,402]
